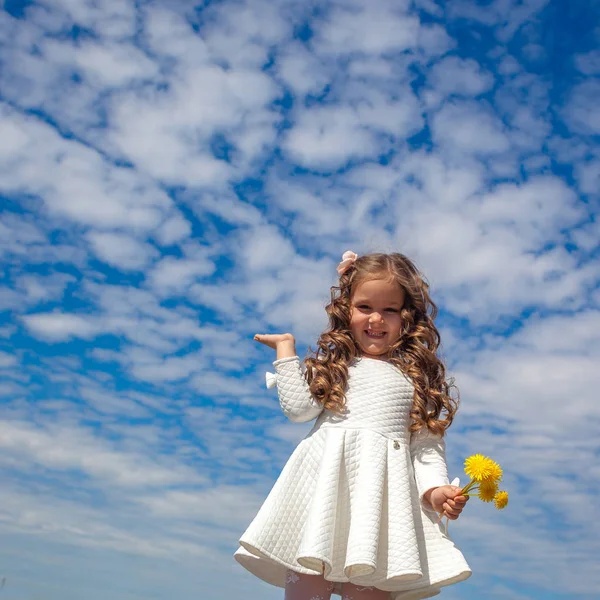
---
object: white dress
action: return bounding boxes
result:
[234,356,471,599]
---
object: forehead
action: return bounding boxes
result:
[352,278,405,303]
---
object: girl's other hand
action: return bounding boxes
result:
[254,333,295,348]
[254,333,296,359]
[428,485,469,521]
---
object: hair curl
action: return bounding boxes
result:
[304,253,459,437]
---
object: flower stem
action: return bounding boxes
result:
[460,479,479,495]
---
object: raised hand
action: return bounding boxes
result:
[428,485,469,521]
[254,333,296,360]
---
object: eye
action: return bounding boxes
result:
[386,308,399,313]
[357,304,370,310]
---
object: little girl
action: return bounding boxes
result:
[235,251,471,600]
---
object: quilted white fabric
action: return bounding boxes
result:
[235,356,471,599]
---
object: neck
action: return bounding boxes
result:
[359,353,388,361]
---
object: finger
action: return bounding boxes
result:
[444,502,462,516]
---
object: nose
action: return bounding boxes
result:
[369,312,384,324]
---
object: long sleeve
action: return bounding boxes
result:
[272,356,324,423]
[410,426,450,508]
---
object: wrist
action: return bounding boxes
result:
[423,487,438,508]
[276,339,296,360]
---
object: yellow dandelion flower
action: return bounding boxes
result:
[478,479,498,503]
[494,490,509,509]
[485,460,503,483]
[464,454,494,482]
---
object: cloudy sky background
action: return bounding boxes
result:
[1,0,599,599]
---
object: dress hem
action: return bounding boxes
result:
[235,540,471,593]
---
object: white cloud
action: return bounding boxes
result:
[37,0,137,39]
[71,40,159,88]
[0,107,172,230]
[283,104,377,168]
[426,56,495,101]
[570,219,600,252]
[16,274,73,304]
[431,100,511,155]
[153,212,192,246]
[574,49,600,75]
[22,312,98,341]
[107,7,282,183]
[189,371,255,397]
[521,42,545,62]
[0,214,46,256]
[138,485,263,529]
[107,86,235,186]
[284,88,423,169]
[241,257,332,341]
[275,41,329,97]
[142,7,211,63]
[87,231,159,270]
[0,351,17,368]
[0,419,205,488]
[563,80,600,135]
[265,178,350,237]
[78,386,152,418]
[130,353,203,383]
[240,224,296,272]
[148,255,215,292]
[417,23,456,57]
[188,282,240,316]
[3,272,79,313]
[573,158,600,197]
[194,192,264,227]
[190,0,289,69]
[448,0,550,43]
[496,54,522,76]
[314,3,419,55]
[475,176,582,246]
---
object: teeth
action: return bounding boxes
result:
[366,331,385,337]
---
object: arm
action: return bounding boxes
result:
[410,426,450,511]
[273,356,324,423]
[255,333,323,423]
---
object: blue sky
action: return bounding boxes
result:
[0,0,599,599]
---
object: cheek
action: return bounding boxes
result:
[350,312,365,331]
[390,316,403,334]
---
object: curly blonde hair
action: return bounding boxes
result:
[304,252,459,437]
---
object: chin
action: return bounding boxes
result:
[361,346,389,357]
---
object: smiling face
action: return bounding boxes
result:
[349,277,406,360]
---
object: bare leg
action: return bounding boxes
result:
[339,581,391,600]
[284,569,335,600]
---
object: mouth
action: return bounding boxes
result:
[365,330,386,339]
